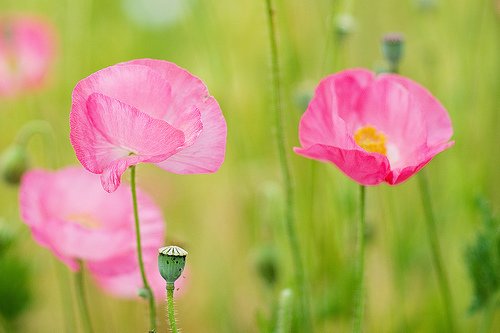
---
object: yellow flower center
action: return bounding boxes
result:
[354,125,387,155]
[66,213,101,229]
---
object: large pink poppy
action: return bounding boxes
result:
[70,59,227,193]
[19,167,165,271]
[0,15,56,96]
[294,69,453,185]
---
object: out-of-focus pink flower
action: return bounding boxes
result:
[19,166,164,271]
[294,69,453,185]
[0,15,56,96]
[89,251,189,299]
[70,59,227,193]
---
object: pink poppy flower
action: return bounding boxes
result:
[19,166,165,271]
[70,59,227,193]
[294,69,453,185]
[0,15,56,96]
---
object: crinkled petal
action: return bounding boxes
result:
[72,64,172,119]
[124,59,227,174]
[70,93,186,192]
[386,141,455,185]
[294,144,390,185]
[381,74,453,147]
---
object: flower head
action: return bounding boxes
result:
[294,69,453,185]
[70,59,227,193]
[19,166,165,270]
[0,15,56,96]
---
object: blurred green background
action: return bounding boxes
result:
[0,0,499,332]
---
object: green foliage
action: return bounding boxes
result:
[0,257,32,322]
[465,198,500,313]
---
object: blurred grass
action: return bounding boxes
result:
[0,0,499,332]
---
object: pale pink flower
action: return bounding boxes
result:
[19,166,164,271]
[294,69,453,185]
[0,15,56,96]
[70,59,227,193]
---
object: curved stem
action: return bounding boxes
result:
[130,165,157,332]
[166,284,178,333]
[418,172,455,332]
[264,0,312,330]
[75,262,94,333]
[353,185,366,333]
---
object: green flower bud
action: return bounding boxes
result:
[335,14,356,40]
[0,145,29,185]
[158,246,187,289]
[381,33,405,73]
[253,245,279,287]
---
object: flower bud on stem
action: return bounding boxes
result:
[158,246,187,333]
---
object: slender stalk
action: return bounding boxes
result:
[130,165,157,332]
[480,292,499,333]
[166,284,178,333]
[75,262,94,333]
[353,185,366,333]
[418,172,455,332]
[54,261,76,333]
[264,0,312,330]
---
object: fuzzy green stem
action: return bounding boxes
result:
[130,165,157,332]
[166,284,178,333]
[75,262,94,333]
[276,289,293,333]
[264,0,312,330]
[418,172,455,332]
[55,261,76,333]
[353,185,366,333]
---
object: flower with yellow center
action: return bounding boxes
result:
[354,125,387,155]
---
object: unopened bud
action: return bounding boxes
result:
[414,0,438,11]
[254,245,279,287]
[381,33,405,73]
[158,246,187,289]
[0,144,29,185]
[335,14,356,40]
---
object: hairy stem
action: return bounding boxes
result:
[353,185,366,333]
[75,262,94,333]
[264,0,312,330]
[418,172,455,332]
[130,165,157,332]
[166,284,178,333]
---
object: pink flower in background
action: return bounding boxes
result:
[0,15,56,96]
[70,59,227,193]
[19,167,164,272]
[294,69,453,185]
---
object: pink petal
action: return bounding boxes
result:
[298,69,374,149]
[19,167,165,269]
[124,59,227,174]
[386,141,455,185]
[72,64,173,120]
[70,93,186,192]
[381,74,453,147]
[0,15,55,95]
[294,144,390,185]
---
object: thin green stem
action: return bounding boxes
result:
[54,261,76,333]
[264,0,312,330]
[353,185,366,333]
[166,284,178,333]
[479,292,499,333]
[75,262,94,333]
[418,172,455,332]
[130,165,157,332]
